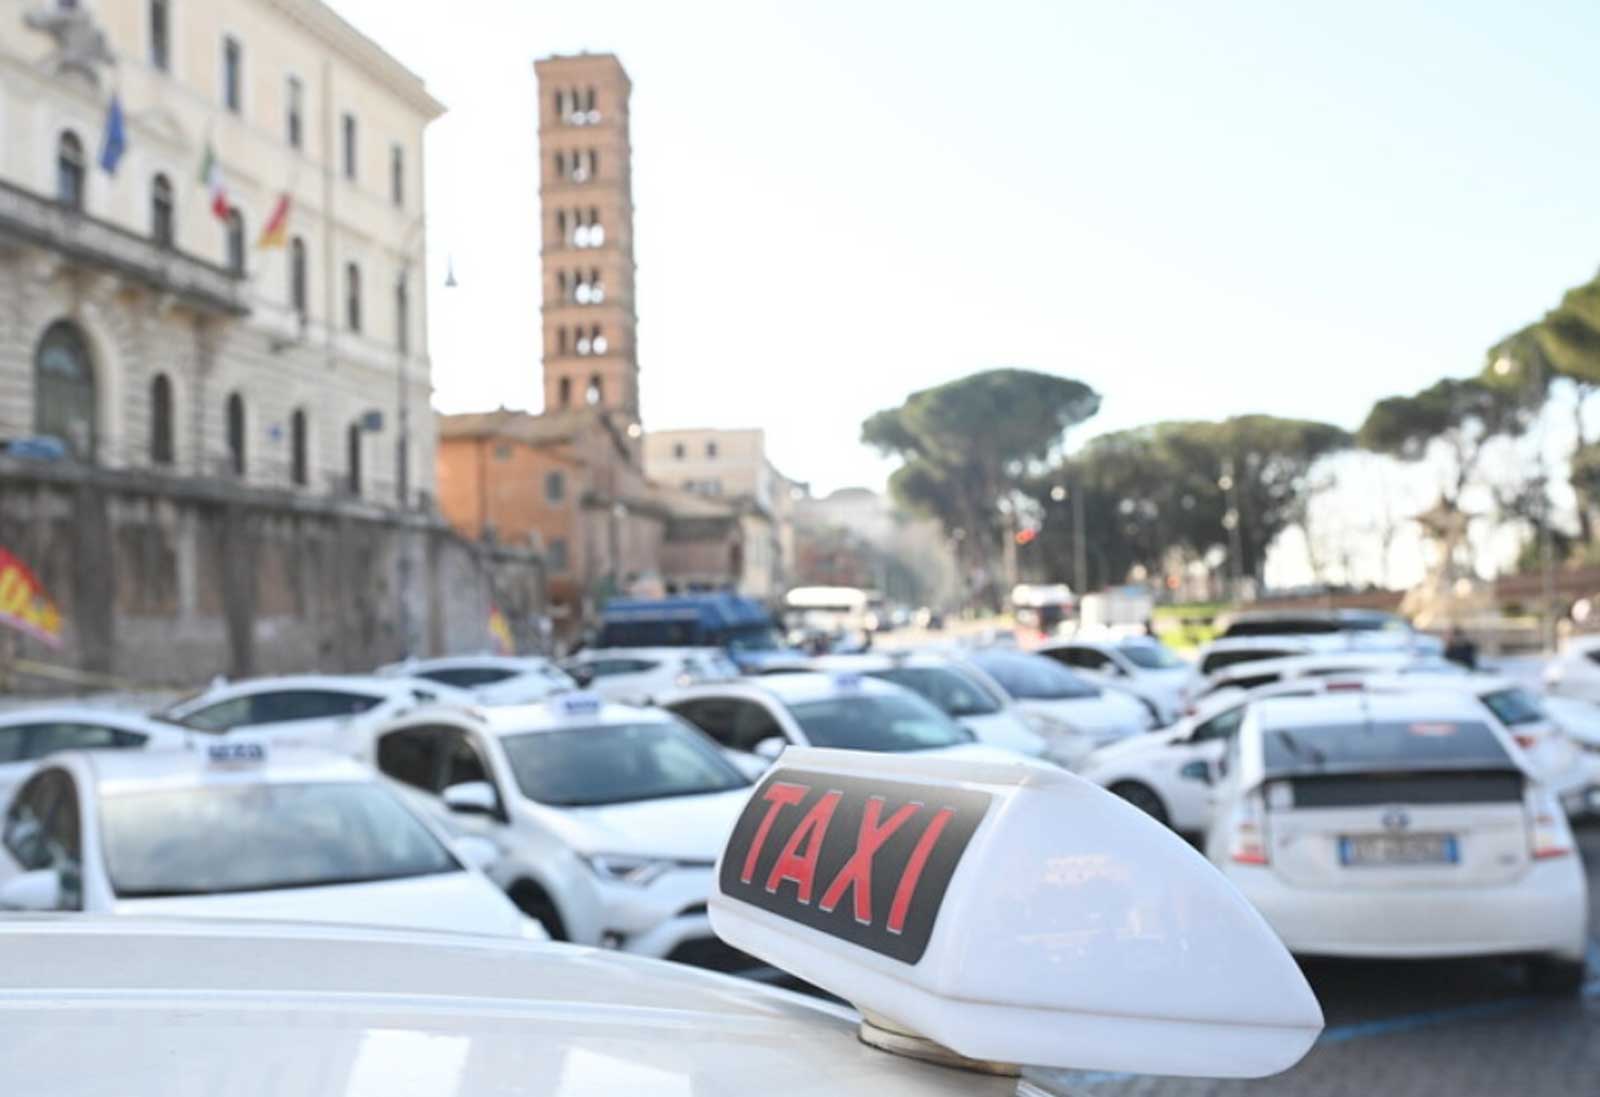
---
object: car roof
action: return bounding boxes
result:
[0,918,965,1097]
[185,674,414,700]
[1249,689,1488,730]
[456,698,679,738]
[66,744,371,795]
[810,652,961,672]
[668,672,905,707]
[1211,651,1418,681]
[381,654,554,672]
[569,646,718,659]
[0,706,189,738]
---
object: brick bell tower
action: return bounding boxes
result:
[534,54,641,434]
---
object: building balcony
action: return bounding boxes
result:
[0,179,249,318]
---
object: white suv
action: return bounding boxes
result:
[160,675,469,753]
[361,694,759,973]
[562,647,740,705]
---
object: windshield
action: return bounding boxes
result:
[786,692,975,751]
[1118,642,1185,670]
[868,666,1002,718]
[1479,687,1547,727]
[1341,614,1410,632]
[967,652,1101,700]
[102,782,458,899]
[500,721,748,806]
[1261,720,1513,776]
[725,624,782,653]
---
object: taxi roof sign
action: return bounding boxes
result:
[205,740,267,768]
[553,691,604,718]
[709,748,1323,1079]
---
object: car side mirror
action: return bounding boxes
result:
[1179,760,1213,785]
[451,835,500,872]
[442,781,499,816]
[752,737,788,762]
[0,868,62,911]
[568,666,595,688]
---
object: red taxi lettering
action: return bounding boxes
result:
[887,807,954,935]
[740,782,808,885]
[764,790,843,903]
[818,796,920,924]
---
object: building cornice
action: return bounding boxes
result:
[262,0,446,120]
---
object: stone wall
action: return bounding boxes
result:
[0,456,545,691]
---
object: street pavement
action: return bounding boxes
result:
[1037,821,1600,1097]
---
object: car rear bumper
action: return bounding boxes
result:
[1225,861,1588,961]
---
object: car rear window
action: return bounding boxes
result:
[418,667,516,689]
[1261,720,1512,776]
[1479,687,1545,727]
[1200,648,1294,675]
[1221,619,1340,638]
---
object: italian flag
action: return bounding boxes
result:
[199,142,231,220]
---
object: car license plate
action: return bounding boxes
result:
[1338,833,1458,866]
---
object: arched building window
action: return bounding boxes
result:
[586,374,603,406]
[57,131,85,210]
[225,209,246,275]
[346,421,362,495]
[225,391,246,476]
[149,373,174,465]
[151,174,174,247]
[289,407,308,486]
[557,376,572,407]
[290,237,308,317]
[34,320,96,460]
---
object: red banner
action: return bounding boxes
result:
[0,548,63,648]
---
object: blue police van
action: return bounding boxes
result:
[596,593,790,672]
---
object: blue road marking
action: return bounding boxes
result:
[1060,940,1600,1088]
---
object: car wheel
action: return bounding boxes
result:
[1526,956,1586,995]
[510,880,568,941]
[1109,781,1170,828]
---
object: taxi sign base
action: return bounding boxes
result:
[858,1010,1019,1077]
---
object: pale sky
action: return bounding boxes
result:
[331,0,1600,512]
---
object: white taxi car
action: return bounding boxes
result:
[1358,672,1600,818]
[1035,637,1192,724]
[1205,691,1588,991]
[806,652,1051,760]
[362,694,757,970]
[0,744,543,940]
[1544,633,1600,702]
[561,646,742,704]
[1077,680,1320,832]
[658,673,1035,778]
[0,706,192,805]
[377,654,576,705]
[958,649,1152,764]
[160,674,469,751]
[0,747,1323,1093]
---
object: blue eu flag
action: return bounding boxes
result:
[99,94,127,175]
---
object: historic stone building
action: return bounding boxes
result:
[0,0,442,505]
[0,2,546,687]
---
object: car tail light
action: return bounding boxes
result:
[1513,733,1539,750]
[1228,791,1270,865]
[1325,679,1365,693]
[1526,790,1573,860]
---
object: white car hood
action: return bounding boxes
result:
[1015,692,1147,740]
[115,870,525,939]
[1086,724,1188,765]
[920,741,1044,766]
[559,788,752,861]
[959,711,1047,756]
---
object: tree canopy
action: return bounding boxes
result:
[1025,416,1352,587]
[1356,376,1536,502]
[862,368,1102,555]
